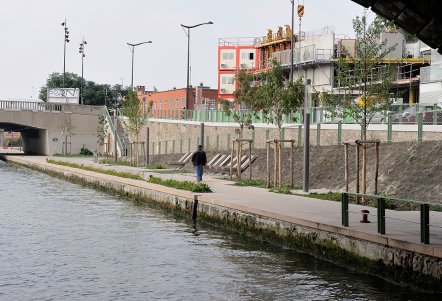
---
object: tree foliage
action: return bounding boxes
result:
[97,114,108,146]
[256,59,304,137]
[39,72,128,106]
[322,11,396,139]
[120,89,148,142]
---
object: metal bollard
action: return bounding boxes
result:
[360,209,370,223]
[192,195,201,222]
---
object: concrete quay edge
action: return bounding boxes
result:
[4,155,441,260]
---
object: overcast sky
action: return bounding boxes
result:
[0,0,364,100]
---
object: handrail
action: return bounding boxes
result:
[341,192,438,244]
[103,107,124,155]
[0,100,62,112]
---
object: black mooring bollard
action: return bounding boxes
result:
[192,195,200,221]
[360,209,370,223]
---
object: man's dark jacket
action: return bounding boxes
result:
[191,150,207,166]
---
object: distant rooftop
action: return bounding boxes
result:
[218,37,262,47]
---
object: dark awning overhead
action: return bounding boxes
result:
[351,0,442,54]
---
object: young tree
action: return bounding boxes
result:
[120,89,149,165]
[120,89,148,142]
[323,10,396,140]
[220,69,260,138]
[256,59,304,138]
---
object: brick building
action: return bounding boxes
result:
[136,85,218,117]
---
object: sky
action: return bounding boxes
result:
[0,0,364,100]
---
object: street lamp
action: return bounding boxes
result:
[127,41,152,91]
[289,0,294,81]
[79,38,87,105]
[61,19,70,88]
[181,21,213,110]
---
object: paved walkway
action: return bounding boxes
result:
[6,155,442,258]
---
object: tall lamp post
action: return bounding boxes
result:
[79,38,87,105]
[61,19,70,88]
[127,41,152,91]
[289,0,294,81]
[181,21,213,111]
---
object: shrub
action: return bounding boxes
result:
[148,176,212,193]
[80,146,93,156]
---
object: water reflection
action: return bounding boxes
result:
[0,162,440,301]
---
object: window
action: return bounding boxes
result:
[222,52,234,60]
[241,52,254,60]
[176,99,179,108]
[222,76,234,85]
[181,97,185,107]
[169,100,173,108]
[160,100,162,109]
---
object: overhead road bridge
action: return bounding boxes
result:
[0,101,104,155]
[351,0,442,54]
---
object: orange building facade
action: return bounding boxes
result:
[218,38,260,102]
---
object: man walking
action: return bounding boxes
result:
[191,145,207,182]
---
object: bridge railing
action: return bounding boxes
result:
[0,100,62,112]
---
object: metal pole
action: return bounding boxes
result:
[63,35,66,88]
[62,19,68,88]
[186,28,190,109]
[114,112,118,163]
[200,122,204,148]
[303,80,310,192]
[146,126,150,166]
[81,50,84,105]
[290,0,294,81]
[130,46,134,90]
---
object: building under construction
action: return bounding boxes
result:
[218,22,433,107]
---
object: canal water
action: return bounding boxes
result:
[0,161,439,301]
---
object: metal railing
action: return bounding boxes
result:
[341,192,442,245]
[0,100,62,112]
[147,105,442,147]
[103,108,124,156]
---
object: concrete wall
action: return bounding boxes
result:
[0,104,103,155]
[136,120,442,155]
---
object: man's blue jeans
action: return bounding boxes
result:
[195,165,204,182]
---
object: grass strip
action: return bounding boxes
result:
[47,160,143,180]
[148,176,212,193]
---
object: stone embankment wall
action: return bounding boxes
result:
[4,156,441,292]
[140,120,442,154]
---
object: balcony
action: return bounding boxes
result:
[271,44,333,67]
